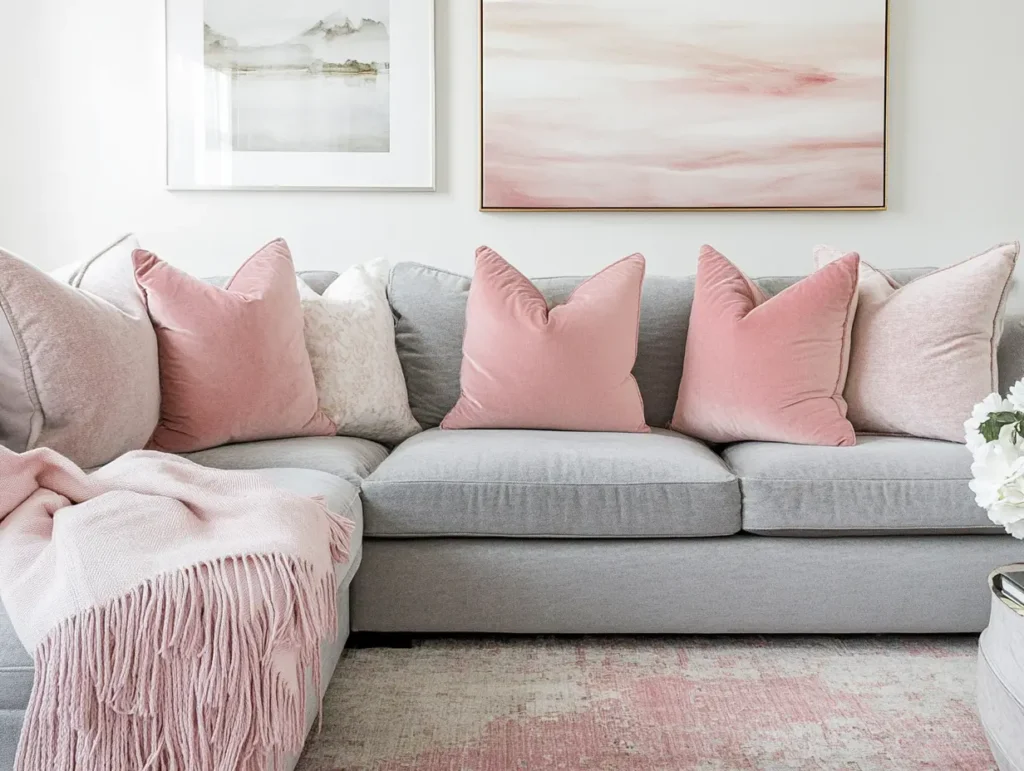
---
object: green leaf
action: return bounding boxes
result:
[979,413,1021,443]
[991,411,1022,422]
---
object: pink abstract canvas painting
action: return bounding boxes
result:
[481,0,888,210]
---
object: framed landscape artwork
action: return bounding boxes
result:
[481,0,888,211]
[167,0,434,190]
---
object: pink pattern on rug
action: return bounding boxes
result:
[297,637,995,771]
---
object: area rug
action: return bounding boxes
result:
[295,636,995,771]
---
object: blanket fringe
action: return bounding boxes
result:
[15,502,354,771]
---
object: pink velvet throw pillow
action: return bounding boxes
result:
[670,245,860,446]
[441,247,649,432]
[133,239,336,453]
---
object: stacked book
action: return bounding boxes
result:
[996,568,1024,613]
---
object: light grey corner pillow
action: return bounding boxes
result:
[0,234,160,467]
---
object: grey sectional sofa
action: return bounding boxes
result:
[351,263,1024,635]
[2,263,1022,769]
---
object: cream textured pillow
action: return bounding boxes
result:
[815,242,1019,442]
[0,234,160,467]
[297,261,421,444]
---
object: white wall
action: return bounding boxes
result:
[0,0,1021,278]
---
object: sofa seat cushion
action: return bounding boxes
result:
[181,435,389,486]
[723,436,1000,535]
[361,428,740,537]
[0,466,363,715]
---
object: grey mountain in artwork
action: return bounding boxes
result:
[205,13,389,75]
[303,17,387,41]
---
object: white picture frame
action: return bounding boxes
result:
[166,0,435,190]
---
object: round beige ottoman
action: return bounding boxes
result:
[978,566,1024,771]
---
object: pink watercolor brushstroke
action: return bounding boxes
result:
[482,1,887,208]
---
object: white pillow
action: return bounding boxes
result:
[298,262,421,444]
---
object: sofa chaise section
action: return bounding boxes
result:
[0,467,364,771]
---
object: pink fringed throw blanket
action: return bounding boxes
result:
[0,446,354,771]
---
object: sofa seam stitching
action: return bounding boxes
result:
[989,242,1020,390]
[734,477,971,483]
[747,526,999,533]
[0,280,44,447]
[363,530,742,538]
[362,479,738,487]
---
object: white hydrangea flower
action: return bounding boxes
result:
[969,427,1024,538]
[1009,380,1024,412]
[966,426,988,455]
[987,499,1024,539]
[970,441,1016,509]
[964,392,1013,453]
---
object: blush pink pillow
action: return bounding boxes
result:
[815,242,1019,442]
[133,239,336,453]
[441,247,649,432]
[670,245,860,446]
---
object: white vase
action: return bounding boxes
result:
[978,593,1024,771]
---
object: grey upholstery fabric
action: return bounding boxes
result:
[250,467,364,545]
[181,435,389,487]
[0,711,20,771]
[0,467,362,771]
[388,263,507,428]
[0,612,30,711]
[351,534,1024,634]
[723,435,1000,535]
[361,428,740,537]
[999,274,1024,394]
[205,269,339,295]
[388,263,936,430]
[296,270,341,295]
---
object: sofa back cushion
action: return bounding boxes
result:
[390,262,938,430]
